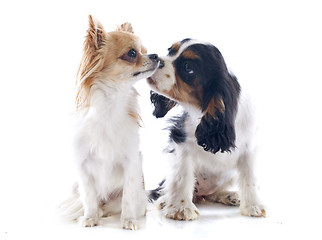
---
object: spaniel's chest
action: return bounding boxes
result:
[194,144,239,172]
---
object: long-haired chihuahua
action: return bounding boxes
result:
[61,15,159,230]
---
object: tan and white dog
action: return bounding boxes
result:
[61,15,159,230]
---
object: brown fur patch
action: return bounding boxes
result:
[159,202,166,210]
[128,111,142,126]
[162,72,225,118]
[182,50,199,59]
[128,88,142,126]
[105,31,147,71]
[165,73,202,109]
[115,22,149,57]
[168,41,181,56]
[173,211,184,220]
[205,97,225,118]
[107,31,140,61]
[142,176,145,190]
[172,42,180,52]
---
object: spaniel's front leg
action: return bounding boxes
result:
[238,152,266,217]
[158,147,199,220]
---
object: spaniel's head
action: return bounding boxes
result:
[148,39,240,154]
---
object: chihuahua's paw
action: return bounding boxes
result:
[122,218,138,230]
[78,216,98,227]
[240,204,266,217]
[162,201,199,221]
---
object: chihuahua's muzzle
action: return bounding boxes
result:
[133,54,159,77]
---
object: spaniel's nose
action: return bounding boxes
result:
[158,59,165,69]
[149,54,158,62]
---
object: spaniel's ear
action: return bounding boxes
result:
[150,91,177,118]
[195,74,240,154]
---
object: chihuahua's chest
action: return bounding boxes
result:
[88,104,137,155]
[74,89,138,157]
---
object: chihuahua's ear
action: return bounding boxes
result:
[75,15,107,110]
[87,15,107,50]
[116,22,134,34]
[150,91,177,118]
[195,74,240,154]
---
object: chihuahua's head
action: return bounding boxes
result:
[76,15,159,110]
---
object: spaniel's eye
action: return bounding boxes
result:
[128,49,137,58]
[184,63,194,75]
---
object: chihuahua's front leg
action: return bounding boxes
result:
[78,165,99,227]
[121,153,147,230]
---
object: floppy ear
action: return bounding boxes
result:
[195,74,240,154]
[116,22,134,33]
[150,91,177,118]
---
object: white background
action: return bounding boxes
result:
[1,0,322,239]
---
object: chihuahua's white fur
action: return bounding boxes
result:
[73,83,145,230]
[61,16,159,230]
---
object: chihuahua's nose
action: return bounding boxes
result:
[149,54,159,62]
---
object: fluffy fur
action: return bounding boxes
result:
[147,39,266,220]
[61,15,159,230]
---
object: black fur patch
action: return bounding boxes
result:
[169,112,188,144]
[168,38,192,56]
[168,47,179,56]
[150,91,177,118]
[195,112,236,153]
[173,43,241,154]
[148,180,165,201]
[181,38,192,44]
[193,45,241,154]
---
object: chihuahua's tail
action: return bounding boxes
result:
[58,184,84,222]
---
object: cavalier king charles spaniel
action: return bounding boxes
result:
[148,39,266,220]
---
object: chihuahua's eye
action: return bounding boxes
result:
[184,63,194,75]
[121,49,138,62]
[128,49,137,59]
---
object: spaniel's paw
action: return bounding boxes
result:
[206,191,240,206]
[162,201,199,220]
[122,218,139,230]
[78,216,98,227]
[240,204,266,217]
